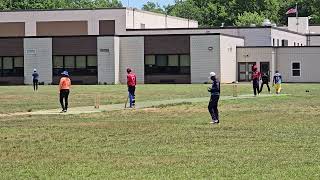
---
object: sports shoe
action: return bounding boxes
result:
[60,110,65,113]
[63,110,67,113]
[210,120,219,124]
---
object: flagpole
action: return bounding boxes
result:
[296,2,299,32]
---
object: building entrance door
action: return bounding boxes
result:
[238,62,256,81]
[260,62,270,81]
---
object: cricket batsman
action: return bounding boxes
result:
[127,68,137,108]
[208,72,220,124]
[273,70,282,94]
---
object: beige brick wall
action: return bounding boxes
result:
[97,36,119,84]
[190,35,220,83]
[24,38,52,84]
[119,36,144,84]
[220,35,244,83]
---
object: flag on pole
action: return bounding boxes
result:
[286,7,297,15]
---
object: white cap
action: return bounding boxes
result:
[33,69,37,72]
[209,72,216,77]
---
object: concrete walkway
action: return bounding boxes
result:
[3,94,288,116]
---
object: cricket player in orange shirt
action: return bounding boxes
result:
[59,71,71,113]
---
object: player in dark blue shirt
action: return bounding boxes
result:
[32,69,39,91]
[207,72,220,124]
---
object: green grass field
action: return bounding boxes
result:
[1,84,320,179]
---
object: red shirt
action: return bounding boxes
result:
[127,73,137,86]
[252,71,261,80]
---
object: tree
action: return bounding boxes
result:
[0,0,122,10]
[235,12,265,26]
[142,1,165,14]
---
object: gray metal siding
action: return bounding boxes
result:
[277,47,320,82]
[190,35,220,83]
[119,36,144,84]
[24,38,52,84]
[97,36,117,84]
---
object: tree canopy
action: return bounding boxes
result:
[1,0,320,27]
[142,0,320,27]
[0,0,122,10]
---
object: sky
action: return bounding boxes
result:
[120,0,175,9]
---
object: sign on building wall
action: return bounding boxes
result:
[25,49,37,55]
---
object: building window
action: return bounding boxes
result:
[282,39,288,46]
[297,43,299,46]
[145,54,191,75]
[294,42,296,46]
[140,23,146,29]
[277,39,279,46]
[53,55,97,76]
[272,38,275,46]
[292,62,301,77]
[0,56,24,77]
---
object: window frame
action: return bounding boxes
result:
[144,54,191,75]
[52,55,97,76]
[291,61,301,77]
[0,56,24,77]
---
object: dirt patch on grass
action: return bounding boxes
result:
[141,108,162,112]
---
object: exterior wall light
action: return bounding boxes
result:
[208,47,213,51]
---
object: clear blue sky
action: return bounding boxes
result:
[121,0,175,8]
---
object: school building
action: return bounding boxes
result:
[0,8,320,85]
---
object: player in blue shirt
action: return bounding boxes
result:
[32,69,39,91]
[207,72,220,124]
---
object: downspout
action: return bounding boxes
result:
[133,8,135,29]
[165,14,168,28]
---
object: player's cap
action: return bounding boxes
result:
[209,72,216,77]
[61,71,69,76]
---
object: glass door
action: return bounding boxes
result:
[238,62,256,81]
[238,63,247,81]
[260,62,270,82]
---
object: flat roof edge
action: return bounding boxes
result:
[0,33,244,39]
[127,26,306,36]
[237,46,320,48]
[0,7,126,13]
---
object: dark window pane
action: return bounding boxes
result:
[180,55,190,66]
[168,55,179,66]
[14,57,24,68]
[156,55,167,66]
[76,56,86,68]
[292,63,300,69]
[145,55,155,65]
[3,57,13,69]
[87,56,97,67]
[53,56,64,68]
[293,70,300,76]
[65,56,75,68]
